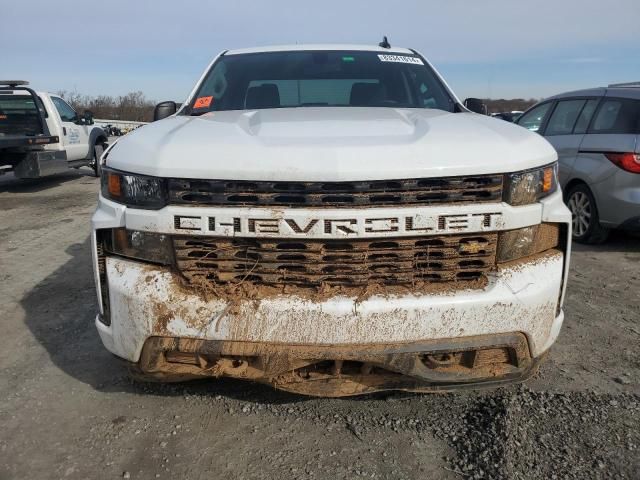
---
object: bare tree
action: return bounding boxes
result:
[57,90,155,122]
[56,90,540,119]
[484,98,539,114]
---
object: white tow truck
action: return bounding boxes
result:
[92,43,572,397]
[0,81,108,178]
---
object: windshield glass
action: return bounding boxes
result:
[188,50,455,114]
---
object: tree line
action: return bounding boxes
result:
[57,91,156,122]
[484,98,538,114]
[56,90,539,121]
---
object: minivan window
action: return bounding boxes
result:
[517,102,552,132]
[590,98,640,134]
[573,99,599,134]
[546,99,586,136]
[189,50,455,113]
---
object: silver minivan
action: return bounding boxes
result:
[517,84,640,243]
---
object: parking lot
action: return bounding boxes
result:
[0,170,638,480]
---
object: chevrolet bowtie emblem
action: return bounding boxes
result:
[459,240,487,254]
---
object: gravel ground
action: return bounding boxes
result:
[0,170,638,480]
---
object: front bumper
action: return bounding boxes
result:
[97,249,565,362]
[92,190,571,394]
[132,333,543,396]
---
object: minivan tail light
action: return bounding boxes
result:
[605,152,640,174]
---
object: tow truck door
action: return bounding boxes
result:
[50,96,90,161]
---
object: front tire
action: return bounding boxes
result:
[566,184,609,244]
[91,143,105,177]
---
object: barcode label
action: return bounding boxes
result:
[377,55,424,65]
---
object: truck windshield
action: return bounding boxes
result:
[188,50,455,114]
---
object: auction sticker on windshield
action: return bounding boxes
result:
[377,54,424,65]
[193,96,213,109]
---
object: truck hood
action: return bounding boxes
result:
[106,107,556,181]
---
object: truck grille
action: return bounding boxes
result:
[168,175,503,208]
[173,233,498,288]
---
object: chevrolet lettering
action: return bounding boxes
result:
[172,212,504,237]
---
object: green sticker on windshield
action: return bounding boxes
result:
[342,56,355,62]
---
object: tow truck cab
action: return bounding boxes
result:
[0,80,107,178]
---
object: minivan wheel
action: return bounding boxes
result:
[566,184,609,244]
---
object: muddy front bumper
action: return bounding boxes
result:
[133,333,543,396]
[95,249,565,396]
[92,188,571,396]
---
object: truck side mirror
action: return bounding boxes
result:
[154,101,177,121]
[83,110,94,125]
[464,98,487,115]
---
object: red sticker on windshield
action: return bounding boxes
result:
[193,96,213,109]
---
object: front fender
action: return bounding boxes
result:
[85,127,108,160]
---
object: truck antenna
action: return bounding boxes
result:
[379,36,391,49]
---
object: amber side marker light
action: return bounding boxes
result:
[542,166,554,192]
[107,171,122,198]
[112,227,129,251]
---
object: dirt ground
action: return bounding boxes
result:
[0,170,638,480]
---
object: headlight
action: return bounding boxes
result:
[504,163,558,206]
[104,228,173,264]
[101,168,167,209]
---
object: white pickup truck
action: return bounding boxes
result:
[92,44,572,397]
[0,81,108,178]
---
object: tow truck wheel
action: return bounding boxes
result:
[91,143,105,177]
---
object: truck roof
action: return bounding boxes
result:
[225,43,415,56]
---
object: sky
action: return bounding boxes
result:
[2,0,639,102]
